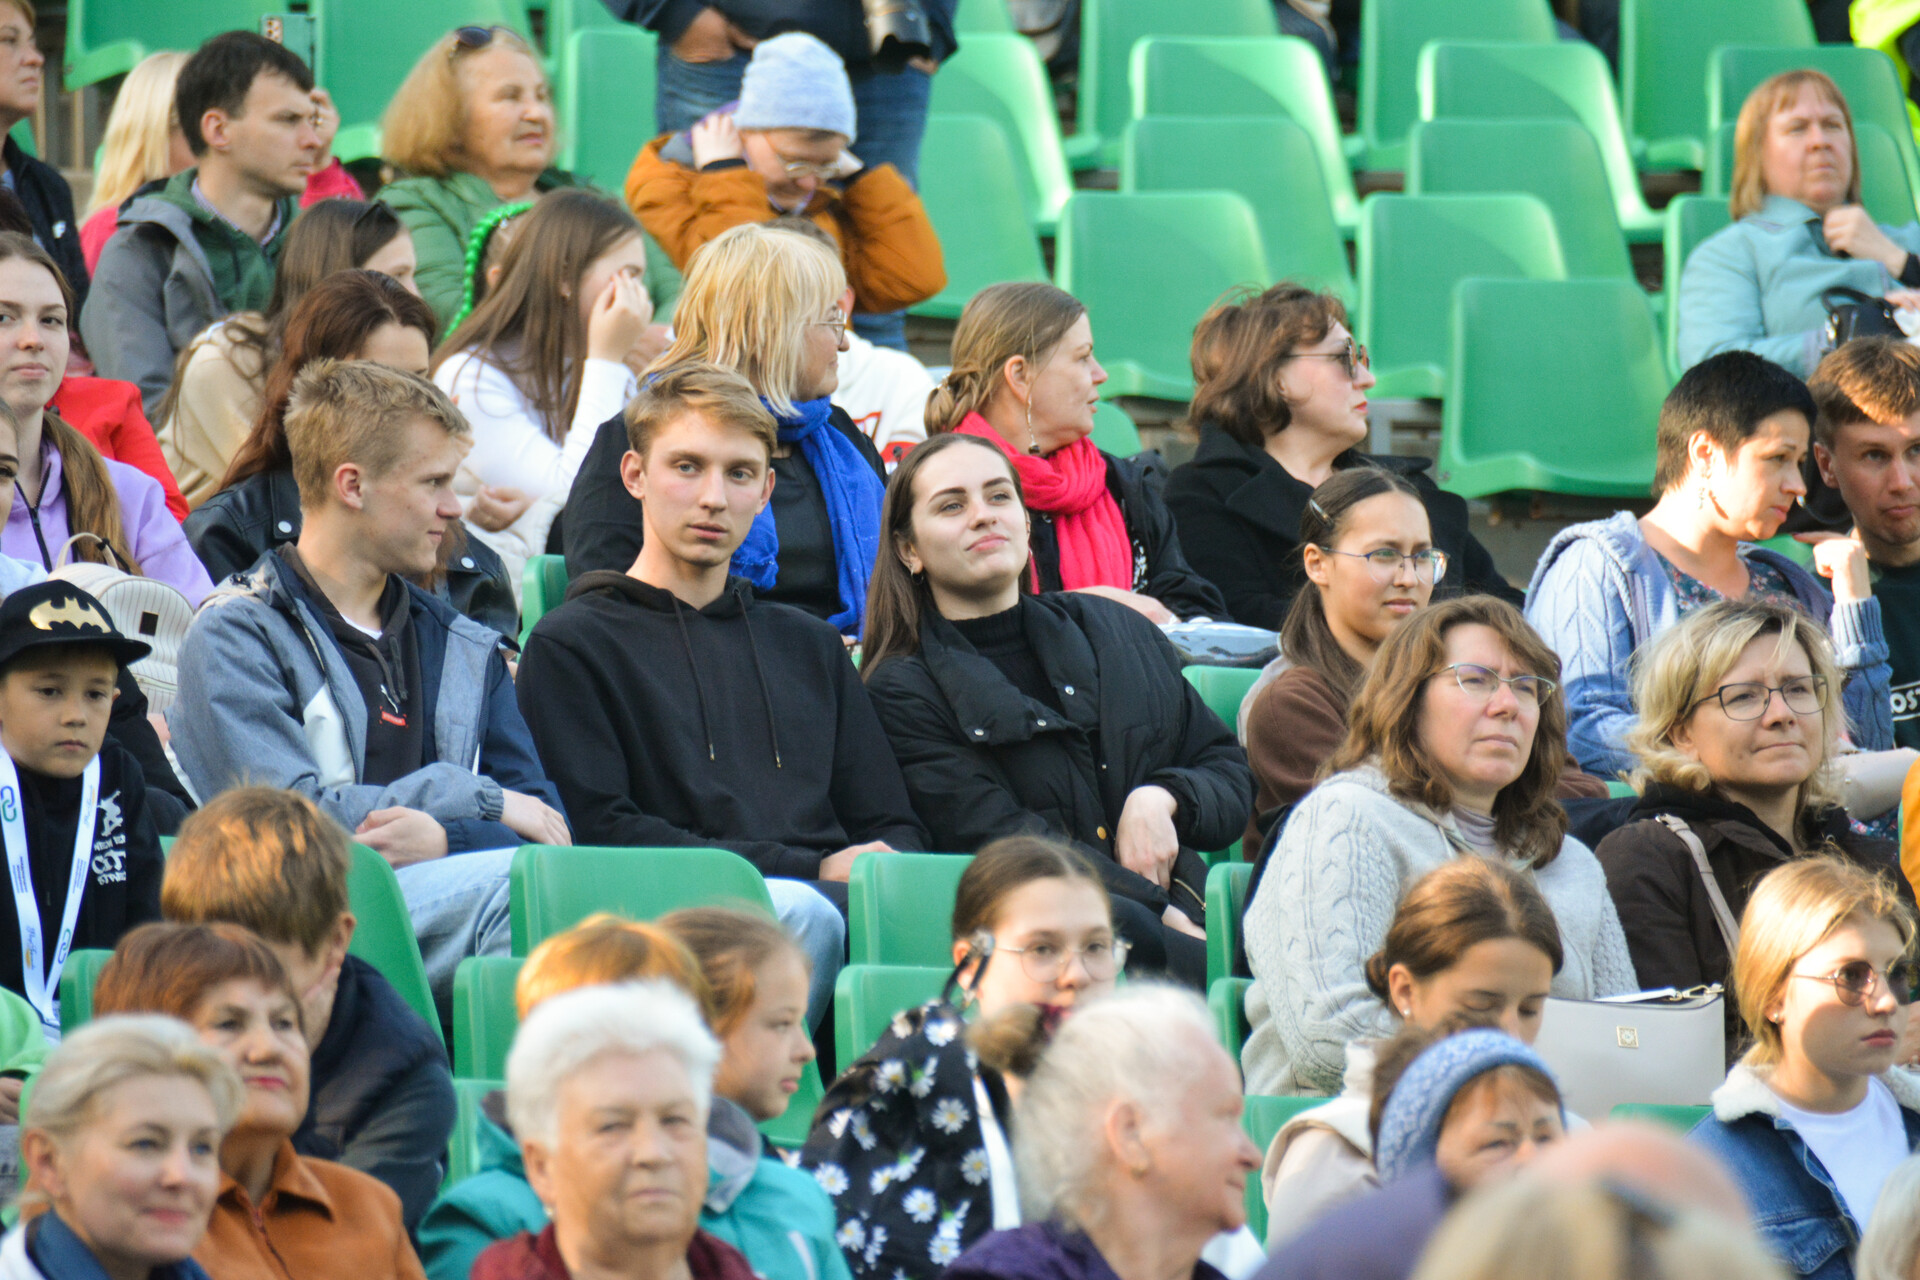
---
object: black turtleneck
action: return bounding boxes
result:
[950,600,1060,714]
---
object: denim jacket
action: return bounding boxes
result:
[1690,1062,1920,1279]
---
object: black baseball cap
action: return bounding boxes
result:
[0,581,151,671]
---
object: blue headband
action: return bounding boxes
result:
[1374,1029,1564,1184]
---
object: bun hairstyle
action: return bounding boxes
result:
[926,282,1087,435]
[1283,466,1426,702]
[1362,857,1565,1001]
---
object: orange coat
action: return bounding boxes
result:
[626,133,947,315]
[194,1141,426,1280]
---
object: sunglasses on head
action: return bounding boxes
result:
[449,25,509,57]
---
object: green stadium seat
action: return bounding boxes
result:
[541,0,620,63]
[519,554,571,646]
[1121,116,1357,318]
[1438,278,1672,500]
[1417,40,1661,243]
[57,948,110,1035]
[1127,37,1359,235]
[1750,534,1816,570]
[1205,861,1252,988]
[1620,0,1814,170]
[1091,401,1143,456]
[848,852,972,967]
[348,842,442,1038]
[1358,193,1566,400]
[1182,665,1259,735]
[1407,118,1634,282]
[1703,122,1736,199]
[912,116,1049,319]
[1055,191,1270,401]
[1358,0,1555,172]
[1208,976,1252,1059]
[62,0,276,89]
[1661,194,1732,377]
[1606,780,1637,799]
[1075,0,1277,169]
[509,845,776,955]
[834,964,950,1066]
[929,34,1073,233]
[446,1077,503,1189]
[954,0,1014,33]
[1609,1102,1710,1132]
[453,955,524,1079]
[1241,1095,1327,1238]
[556,27,659,192]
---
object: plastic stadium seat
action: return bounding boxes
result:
[1407,119,1633,282]
[541,0,621,63]
[446,1078,502,1189]
[1418,41,1661,242]
[1128,37,1359,235]
[955,0,1014,33]
[1075,0,1277,169]
[1358,193,1566,400]
[1750,534,1816,570]
[453,955,523,1079]
[509,845,776,955]
[1662,195,1732,377]
[1609,1102,1710,1132]
[912,116,1049,319]
[929,34,1073,233]
[1208,976,1252,1059]
[1438,278,1672,500]
[348,842,442,1039]
[1358,0,1554,171]
[848,852,972,967]
[1621,0,1814,170]
[519,554,570,646]
[1182,665,1259,735]
[1241,1096,1327,1238]
[1091,401,1143,457]
[57,948,110,1035]
[63,0,275,89]
[761,1062,824,1149]
[556,28,659,193]
[1121,117,1357,318]
[1205,861,1252,988]
[1054,192,1270,401]
[834,964,949,1066]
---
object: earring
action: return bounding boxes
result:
[1025,396,1038,455]
[1399,1005,1410,1017]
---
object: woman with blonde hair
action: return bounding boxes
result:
[1678,69,1920,377]
[560,221,888,637]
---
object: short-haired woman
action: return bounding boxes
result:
[1241,595,1638,1097]
[1679,70,1920,378]
[1691,857,1920,1280]
[1597,600,1910,1059]
[12,1015,241,1280]
[1166,284,1518,628]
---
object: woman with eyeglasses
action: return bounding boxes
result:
[1596,601,1912,1065]
[1691,856,1920,1280]
[860,433,1255,986]
[1241,595,1637,1097]
[1164,283,1519,631]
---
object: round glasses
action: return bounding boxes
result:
[1690,676,1828,721]
[1286,340,1369,381]
[780,155,845,180]
[1439,662,1556,706]
[1791,958,1919,1007]
[983,936,1130,984]
[1315,545,1448,585]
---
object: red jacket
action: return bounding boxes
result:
[473,1226,759,1280]
[47,376,189,521]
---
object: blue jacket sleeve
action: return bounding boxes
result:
[1525,540,1639,779]
[1833,595,1894,750]
[1677,224,1823,377]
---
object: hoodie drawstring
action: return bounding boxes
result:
[740,605,783,770]
[671,596,717,763]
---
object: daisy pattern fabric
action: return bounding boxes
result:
[798,1001,1011,1280]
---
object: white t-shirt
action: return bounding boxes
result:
[1775,1076,1909,1228]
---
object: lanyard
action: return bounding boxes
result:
[0,752,99,1038]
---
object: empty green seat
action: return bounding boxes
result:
[1620,0,1813,169]
[1205,861,1252,988]
[1128,36,1359,234]
[929,34,1073,233]
[541,0,620,64]
[446,1077,503,1189]
[63,0,275,89]
[1358,0,1555,171]
[348,842,442,1038]
[1241,1095,1326,1238]
[1055,191,1270,401]
[1208,975,1252,1059]
[556,27,659,193]
[835,964,950,1065]
[453,955,524,1079]
[519,554,571,646]
[1418,40,1661,242]
[1358,193,1566,399]
[314,0,534,151]
[1662,194,1733,377]
[1122,116,1357,317]
[1609,1102,1710,1132]
[954,0,1014,33]
[848,852,972,966]
[57,948,111,1035]
[1438,278,1672,500]
[509,845,775,955]
[912,116,1049,319]
[1182,665,1259,735]
[1091,401,1143,456]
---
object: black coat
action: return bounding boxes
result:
[601,0,958,72]
[864,593,1252,921]
[1162,429,1522,630]
[1030,451,1228,622]
[4,137,87,314]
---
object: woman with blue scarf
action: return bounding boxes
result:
[559,222,888,637]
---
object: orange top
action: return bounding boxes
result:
[193,1140,426,1280]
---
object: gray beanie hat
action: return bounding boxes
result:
[734,32,858,143]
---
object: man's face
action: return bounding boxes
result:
[351,417,468,581]
[202,70,320,199]
[623,411,773,570]
[1816,411,1920,561]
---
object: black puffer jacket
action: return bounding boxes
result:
[1032,451,1227,622]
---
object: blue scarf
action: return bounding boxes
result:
[731,397,884,636]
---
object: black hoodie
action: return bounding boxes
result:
[516,572,927,879]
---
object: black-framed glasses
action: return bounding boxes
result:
[1690,676,1828,722]
[1314,545,1448,585]
[1285,340,1369,381]
[1438,662,1556,706]
[976,935,1130,983]
[1791,958,1920,1007]
[449,25,507,57]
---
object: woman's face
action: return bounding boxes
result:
[457,46,555,184]
[1769,912,1908,1084]
[1417,623,1544,811]
[1016,314,1106,455]
[188,979,310,1140]
[899,443,1030,608]
[1671,632,1826,800]
[354,321,432,377]
[713,949,816,1123]
[32,1074,223,1275]
[0,255,68,418]
[359,227,420,297]
[1132,1042,1261,1237]
[1760,83,1853,214]
[1432,1073,1562,1191]
[576,233,650,337]
[799,303,849,401]
[1274,321,1375,454]
[955,877,1118,1020]
[1301,490,1435,652]
[1390,938,1555,1045]
[1696,412,1810,541]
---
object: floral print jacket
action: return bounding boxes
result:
[797,1001,1012,1280]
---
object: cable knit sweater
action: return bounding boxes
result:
[1240,764,1639,1097]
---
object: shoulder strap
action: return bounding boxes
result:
[1656,814,1741,955]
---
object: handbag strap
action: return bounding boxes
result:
[1656,814,1741,955]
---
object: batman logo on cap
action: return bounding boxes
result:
[29,595,113,635]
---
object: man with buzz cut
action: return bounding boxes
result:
[169,359,570,1014]
[516,361,927,1028]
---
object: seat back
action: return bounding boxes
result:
[1205,862,1253,988]
[519,554,572,645]
[1091,401,1143,456]
[1358,0,1555,169]
[57,948,111,1035]
[1662,194,1733,376]
[313,0,535,145]
[955,0,1014,32]
[509,845,776,955]
[1077,0,1277,167]
[1609,1102,1711,1132]
[542,0,621,66]
[348,842,441,1038]
[1241,1096,1329,1238]
[1620,0,1814,166]
[912,116,1049,319]
[1359,192,1566,399]
[834,964,950,1065]
[64,0,275,88]
[1208,976,1253,1059]
[453,955,524,1079]
[930,34,1073,231]
[848,852,973,966]
[1182,665,1260,736]
[557,27,659,192]
[445,1077,504,1190]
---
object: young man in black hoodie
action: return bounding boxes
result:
[517,363,928,1026]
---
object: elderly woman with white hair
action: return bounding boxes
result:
[942,985,1261,1280]
[471,981,761,1280]
[1859,1154,1920,1280]
[9,1015,242,1280]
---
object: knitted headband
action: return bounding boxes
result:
[1373,1029,1564,1185]
[448,199,535,332]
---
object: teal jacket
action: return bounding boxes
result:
[376,169,574,328]
[1677,193,1920,376]
[418,1092,851,1280]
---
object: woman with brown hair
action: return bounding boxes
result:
[1240,595,1638,1097]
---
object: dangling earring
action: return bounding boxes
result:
[1025,395,1039,454]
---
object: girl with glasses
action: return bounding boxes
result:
[1691,856,1920,1280]
[1597,601,1912,1064]
[1241,595,1637,1097]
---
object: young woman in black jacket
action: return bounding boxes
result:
[860,433,1254,987]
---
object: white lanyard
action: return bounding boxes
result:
[0,752,99,1037]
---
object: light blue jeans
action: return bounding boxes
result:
[767,878,846,1032]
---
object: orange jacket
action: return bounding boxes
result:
[626,133,946,315]
[194,1141,426,1280]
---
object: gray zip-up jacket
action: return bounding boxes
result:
[80,191,223,419]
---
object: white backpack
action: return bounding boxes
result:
[48,534,195,711]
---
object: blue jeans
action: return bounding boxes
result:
[396,847,515,1023]
[767,877,846,1032]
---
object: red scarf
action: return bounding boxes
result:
[954,413,1134,591]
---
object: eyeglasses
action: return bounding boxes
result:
[981,936,1130,984]
[1791,958,1920,1007]
[780,155,845,180]
[811,309,848,331]
[1314,545,1448,585]
[1438,662,1556,706]
[1285,340,1369,381]
[1690,676,1828,721]
[449,25,508,57]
